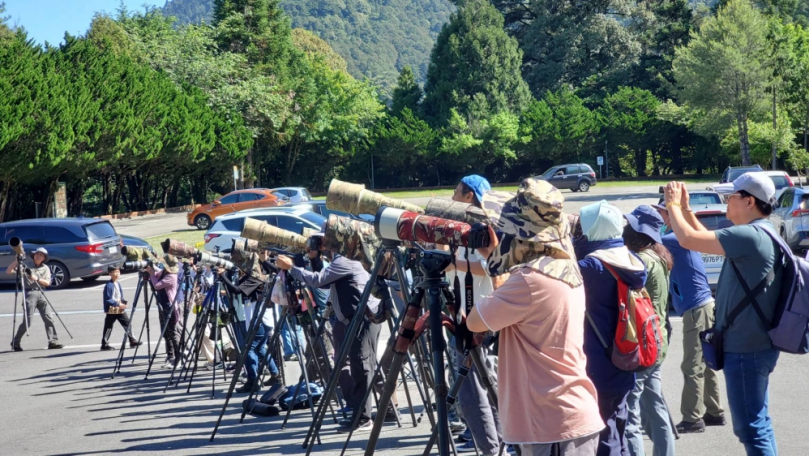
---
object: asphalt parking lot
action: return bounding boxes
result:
[2,184,808,455]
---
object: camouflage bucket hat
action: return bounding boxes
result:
[322,214,381,272]
[161,254,180,274]
[482,178,570,249]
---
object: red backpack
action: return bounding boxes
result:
[585,263,662,372]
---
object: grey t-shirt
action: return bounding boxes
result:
[25,264,51,288]
[715,222,782,353]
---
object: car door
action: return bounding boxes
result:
[771,191,787,231]
[781,190,798,243]
[211,193,241,219]
[275,214,308,235]
[563,166,581,188]
[547,167,568,189]
[236,192,262,211]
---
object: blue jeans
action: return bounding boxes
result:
[724,348,779,456]
[245,324,279,381]
[281,319,306,357]
[626,365,675,456]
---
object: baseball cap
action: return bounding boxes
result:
[461,175,492,202]
[713,171,776,205]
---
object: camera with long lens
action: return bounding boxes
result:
[424,198,488,226]
[230,239,265,280]
[160,239,199,259]
[322,214,383,273]
[375,207,491,249]
[326,179,423,216]
[9,237,25,258]
[121,246,157,262]
[241,218,308,254]
[195,251,235,270]
[122,259,153,271]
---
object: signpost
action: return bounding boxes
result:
[597,156,604,179]
[233,165,239,191]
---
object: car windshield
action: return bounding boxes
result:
[769,175,790,189]
[696,213,733,231]
[541,167,559,179]
[84,222,117,241]
[299,211,327,229]
[729,167,761,182]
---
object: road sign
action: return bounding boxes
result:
[597,156,604,166]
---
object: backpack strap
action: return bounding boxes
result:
[585,310,610,349]
[725,261,777,331]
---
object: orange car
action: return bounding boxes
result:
[187,189,284,230]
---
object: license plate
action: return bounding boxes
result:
[109,246,118,254]
[701,254,723,265]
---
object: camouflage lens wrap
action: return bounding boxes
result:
[326,179,424,216]
[424,198,488,225]
[231,241,266,281]
[161,239,199,259]
[396,211,472,247]
[241,217,308,254]
[322,214,381,272]
[122,246,157,262]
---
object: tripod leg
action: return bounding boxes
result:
[112,276,145,378]
[31,282,72,339]
[144,307,173,380]
[185,310,210,394]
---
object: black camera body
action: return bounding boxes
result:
[467,223,491,250]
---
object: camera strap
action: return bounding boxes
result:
[464,247,474,314]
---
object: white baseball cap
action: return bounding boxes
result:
[713,171,776,205]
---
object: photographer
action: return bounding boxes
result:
[9,248,63,351]
[100,265,142,351]
[467,179,603,456]
[444,174,503,454]
[665,176,782,455]
[147,255,181,369]
[276,236,382,434]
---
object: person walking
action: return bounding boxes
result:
[622,206,675,456]
[467,178,604,456]
[574,200,646,456]
[652,204,725,433]
[664,173,782,456]
[9,247,62,351]
[100,265,142,351]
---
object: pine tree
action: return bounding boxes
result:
[391,66,422,116]
[422,0,531,126]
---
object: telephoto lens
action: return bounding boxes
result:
[195,251,235,270]
[375,207,491,248]
[160,239,199,258]
[230,239,266,280]
[121,246,157,262]
[423,198,488,225]
[241,218,308,254]
[9,237,24,257]
[122,259,152,271]
[326,179,423,216]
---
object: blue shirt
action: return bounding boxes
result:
[661,231,714,315]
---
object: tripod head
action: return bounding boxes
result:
[418,250,453,283]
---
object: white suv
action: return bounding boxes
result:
[203,207,326,253]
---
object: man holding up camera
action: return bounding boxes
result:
[467,179,603,456]
[276,233,381,433]
[9,248,62,351]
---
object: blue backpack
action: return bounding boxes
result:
[749,220,809,354]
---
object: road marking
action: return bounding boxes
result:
[0,310,104,317]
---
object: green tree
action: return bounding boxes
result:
[673,0,772,165]
[422,0,531,126]
[391,66,422,117]
[598,87,662,176]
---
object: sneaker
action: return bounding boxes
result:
[703,413,726,426]
[676,419,706,433]
[456,428,472,443]
[450,420,466,435]
[262,374,282,386]
[161,359,177,370]
[11,344,22,352]
[48,342,64,349]
[205,362,225,371]
[236,382,258,394]
[337,406,354,415]
[284,354,299,362]
[336,418,371,434]
[455,441,478,453]
[100,345,115,351]
[129,340,143,348]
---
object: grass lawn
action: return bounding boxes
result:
[144,229,204,253]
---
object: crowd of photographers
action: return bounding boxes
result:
[86,170,785,456]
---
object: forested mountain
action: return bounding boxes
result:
[161,0,454,95]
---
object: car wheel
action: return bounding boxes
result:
[81,274,101,282]
[47,261,71,290]
[195,214,211,230]
[578,180,591,192]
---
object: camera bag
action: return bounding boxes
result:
[585,263,662,372]
[242,399,280,417]
[260,383,288,405]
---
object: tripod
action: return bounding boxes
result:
[10,254,30,349]
[110,271,154,378]
[13,260,74,345]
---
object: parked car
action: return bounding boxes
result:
[0,218,123,289]
[771,187,809,251]
[187,189,284,230]
[290,201,375,223]
[763,170,794,200]
[270,187,313,203]
[690,204,734,293]
[534,164,597,192]
[720,165,763,183]
[203,207,327,253]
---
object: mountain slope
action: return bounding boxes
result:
[161,0,454,95]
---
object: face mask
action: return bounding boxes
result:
[660,224,669,235]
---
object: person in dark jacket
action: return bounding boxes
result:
[277,241,381,433]
[147,255,180,369]
[575,200,647,456]
[100,265,142,351]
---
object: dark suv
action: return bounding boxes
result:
[536,164,597,192]
[721,165,763,183]
[0,218,123,289]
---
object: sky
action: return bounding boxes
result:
[3,0,163,46]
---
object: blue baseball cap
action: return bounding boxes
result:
[460,175,492,202]
[624,205,665,244]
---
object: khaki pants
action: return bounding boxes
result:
[519,432,599,456]
[681,301,724,422]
